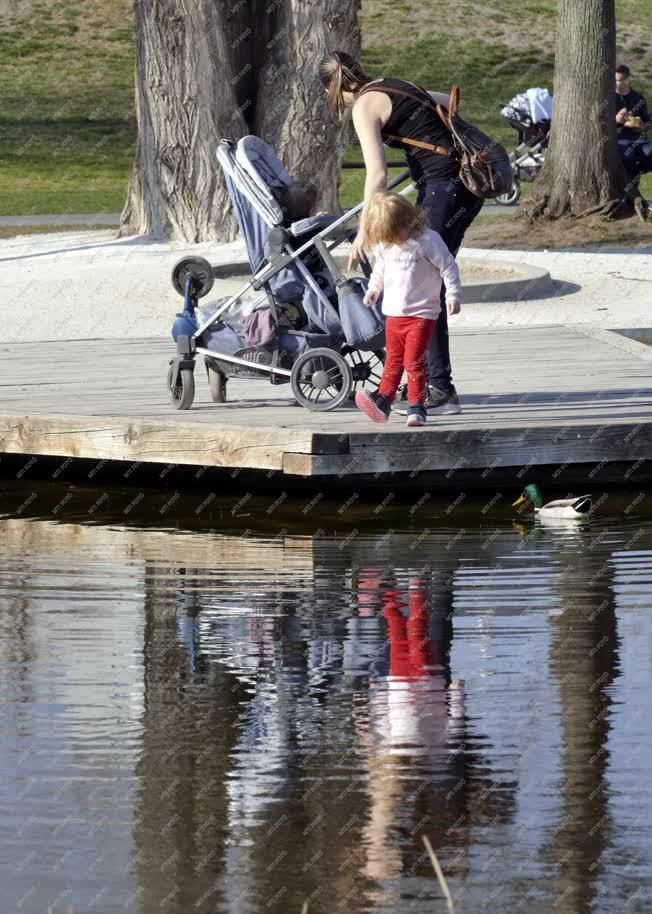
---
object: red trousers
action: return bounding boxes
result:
[378,316,436,405]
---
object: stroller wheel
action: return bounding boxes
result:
[290,348,353,412]
[171,256,215,298]
[167,363,195,410]
[205,359,228,403]
[495,177,520,206]
[341,346,385,397]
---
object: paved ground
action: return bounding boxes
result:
[0,228,650,343]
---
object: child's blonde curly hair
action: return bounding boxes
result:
[363,191,428,248]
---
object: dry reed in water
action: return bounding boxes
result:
[422,834,455,914]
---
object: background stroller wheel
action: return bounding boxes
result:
[341,346,385,397]
[205,359,228,402]
[290,348,353,412]
[167,364,195,410]
[496,177,520,206]
[171,256,215,298]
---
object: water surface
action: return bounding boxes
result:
[0,485,651,913]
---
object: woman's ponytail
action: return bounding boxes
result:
[319,51,371,120]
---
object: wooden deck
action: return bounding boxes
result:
[0,325,650,481]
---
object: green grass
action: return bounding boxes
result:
[0,0,135,215]
[0,0,650,217]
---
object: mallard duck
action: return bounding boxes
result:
[512,484,592,519]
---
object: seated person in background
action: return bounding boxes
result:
[615,64,649,135]
[615,63,652,179]
[615,63,651,220]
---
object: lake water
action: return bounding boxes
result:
[0,482,651,914]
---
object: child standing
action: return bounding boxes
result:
[355,192,462,428]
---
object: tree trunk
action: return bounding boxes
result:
[527,0,630,221]
[120,0,361,241]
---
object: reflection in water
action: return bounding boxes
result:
[0,512,651,913]
[545,529,620,914]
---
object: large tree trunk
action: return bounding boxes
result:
[120,0,361,241]
[527,0,630,221]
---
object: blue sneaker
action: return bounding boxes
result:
[406,404,427,428]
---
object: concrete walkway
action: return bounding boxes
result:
[0,228,650,343]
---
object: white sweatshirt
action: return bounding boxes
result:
[367,228,462,320]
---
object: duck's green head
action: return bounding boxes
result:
[512,483,544,509]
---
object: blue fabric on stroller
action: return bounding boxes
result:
[168,135,387,412]
[218,142,343,342]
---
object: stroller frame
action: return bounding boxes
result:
[168,138,412,412]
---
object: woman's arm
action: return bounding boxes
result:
[352,101,388,206]
[349,96,388,267]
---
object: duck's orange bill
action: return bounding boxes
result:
[512,495,526,507]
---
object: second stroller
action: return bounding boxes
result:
[497,87,552,205]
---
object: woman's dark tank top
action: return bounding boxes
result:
[363,77,458,183]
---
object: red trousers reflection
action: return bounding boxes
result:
[382,583,438,678]
[378,316,436,406]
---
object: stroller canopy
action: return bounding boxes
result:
[217,136,292,271]
[502,87,553,125]
[216,135,348,339]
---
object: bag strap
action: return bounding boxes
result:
[383,133,453,157]
[358,81,460,158]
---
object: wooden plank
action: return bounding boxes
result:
[0,325,650,481]
[285,422,652,476]
[0,415,345,470]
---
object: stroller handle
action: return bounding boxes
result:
[287,169,413,268]
[292,169,412,251]
[387,169,412,191]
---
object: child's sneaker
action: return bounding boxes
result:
[406,404,427,427]
[355,389,391,423]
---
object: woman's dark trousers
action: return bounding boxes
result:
[416,178,484,393]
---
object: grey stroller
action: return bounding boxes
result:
[167,135,388,412]
[497,88,552,205]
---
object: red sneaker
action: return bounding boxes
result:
[354,389,391,423]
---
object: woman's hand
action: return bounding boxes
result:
[363,288,380,307]
[348,231,367,271]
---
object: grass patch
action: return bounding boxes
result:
[0,0,649,218]
[0,0,135,215]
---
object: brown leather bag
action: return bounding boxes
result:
[360,81,513,199]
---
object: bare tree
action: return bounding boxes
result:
[527,0,633,221]
[120,0,361,241]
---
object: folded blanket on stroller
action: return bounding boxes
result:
[243,306,290,347]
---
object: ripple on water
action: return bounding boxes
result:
[0,516,651,913]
